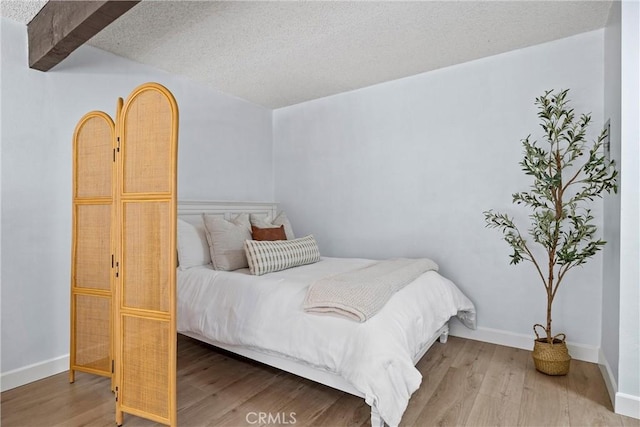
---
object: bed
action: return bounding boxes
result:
[176,201,476,427]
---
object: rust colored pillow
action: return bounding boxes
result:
[251,225,286,241]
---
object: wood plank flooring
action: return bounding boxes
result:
[2,335,637,427]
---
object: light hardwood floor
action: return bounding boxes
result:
[2,335,638,427]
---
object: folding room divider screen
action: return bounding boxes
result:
[70,82,178,426]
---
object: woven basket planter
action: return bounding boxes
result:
[532,324,571,376]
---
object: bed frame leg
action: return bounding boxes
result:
[439,325,449,343]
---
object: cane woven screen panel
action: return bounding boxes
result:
[74,204,111,290]
[115,83,178,426]
[122,90,172,195]
[70,111,114,382]
[120,315,170,421]
[75,116,113,199]
[74,294,111,372]
[122,201,171,312]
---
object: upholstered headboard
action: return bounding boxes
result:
[177,200,279,224]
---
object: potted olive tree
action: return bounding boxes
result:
[484,89,618,375]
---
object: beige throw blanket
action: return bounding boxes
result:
[303,258,439,322]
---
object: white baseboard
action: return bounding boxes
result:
[598,348,618,411]
[601,348,640,420]
[449,322,599,363]
[615,392,640,419]
[1,354,69,392]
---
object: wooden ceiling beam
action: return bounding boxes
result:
[28,0,140,71]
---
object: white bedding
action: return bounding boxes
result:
[177,257,476,426]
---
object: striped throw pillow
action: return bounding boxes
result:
[244,235,320,276]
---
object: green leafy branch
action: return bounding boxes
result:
[483,89,618,343]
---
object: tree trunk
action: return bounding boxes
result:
[546,291,553,343]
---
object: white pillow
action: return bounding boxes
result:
[250,211,295,240]
[244,235,320,276]
[177,218,211,270]
[203,213,251,271]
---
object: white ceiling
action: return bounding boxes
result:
[2,0,612,109]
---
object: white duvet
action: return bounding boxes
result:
[177,257,476,426]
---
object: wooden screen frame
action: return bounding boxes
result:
[114,83,178,427]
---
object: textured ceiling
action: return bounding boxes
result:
[2,1,612,109]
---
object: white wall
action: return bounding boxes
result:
[616,0,640,417]
[602,0,622,398]
[274,30,606,352]
[600,2,640,419]
[0,17,273,385]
